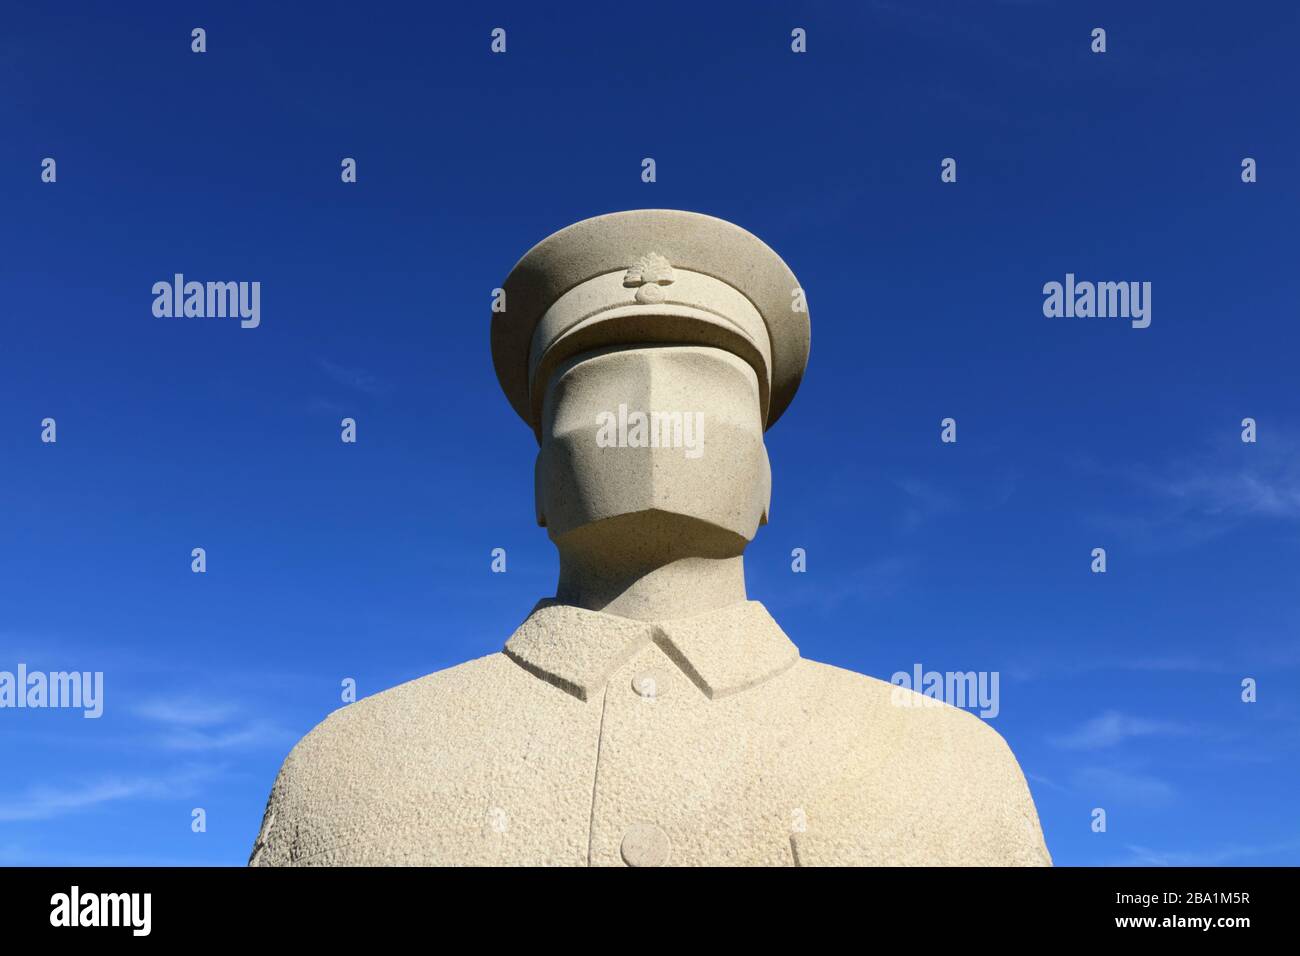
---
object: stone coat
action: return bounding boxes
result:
[249,600,1051,866]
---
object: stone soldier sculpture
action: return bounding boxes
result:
[250,209,1051,866]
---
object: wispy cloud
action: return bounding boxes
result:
[1005,638,1300,684]
[1051,711,1192,750]
[0,766,218,823]
[894,478,957,532]
[317,357,393,397]
[1024,771,1067,792]
[1133,463,1300,521]
[157,719,293,753]
[0,844,233,867]
[133,696,240,727]
[777,554,913,614]
[133,695,293,752]
[1084,433,1300,548]
[1114,837,1300,867]
[1071,766,1176,807]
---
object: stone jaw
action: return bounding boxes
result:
[536,346,769,547]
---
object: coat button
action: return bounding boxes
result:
[632,670,668,700]
[620,823,671,867]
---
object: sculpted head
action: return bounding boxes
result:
[535,344,771,560]
[491,209,809,586]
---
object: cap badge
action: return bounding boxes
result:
[624,253,675,304]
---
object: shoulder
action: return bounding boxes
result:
[795,658,1018,759]
[296,651,518,747]
[282,651,525,770]
[249,652,534,866]
[784,658,1052,866]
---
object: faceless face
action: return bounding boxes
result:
[535,345,771,558]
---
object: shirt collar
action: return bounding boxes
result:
[503,599,799,702]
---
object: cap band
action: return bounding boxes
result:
[491,210,809,435]
[527,269,773,433]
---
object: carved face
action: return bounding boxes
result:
[535,345,771,556]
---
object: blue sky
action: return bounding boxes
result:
[2,0,1297,866]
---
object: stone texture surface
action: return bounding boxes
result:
[537,347,769,547]
[250,602,1051,867]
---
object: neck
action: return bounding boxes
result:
[555,551,748,621]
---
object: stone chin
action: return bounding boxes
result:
[534,345,771,552]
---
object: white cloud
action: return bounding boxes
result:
[1146,468,1300,520]
[133,695,294,752]
[133,696,240,727]
[894,478,957,532]
[0,766,217,823]
[1024,771,1066,792]
[1116,837,1300,867]
[1051,710,1191,750]
[1071,766,1176,806]
[157,719,293,752]
[1087,434,1300,548]
[318,357,392,397]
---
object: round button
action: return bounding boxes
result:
[620,823,671,867]
[632,670,668,700]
